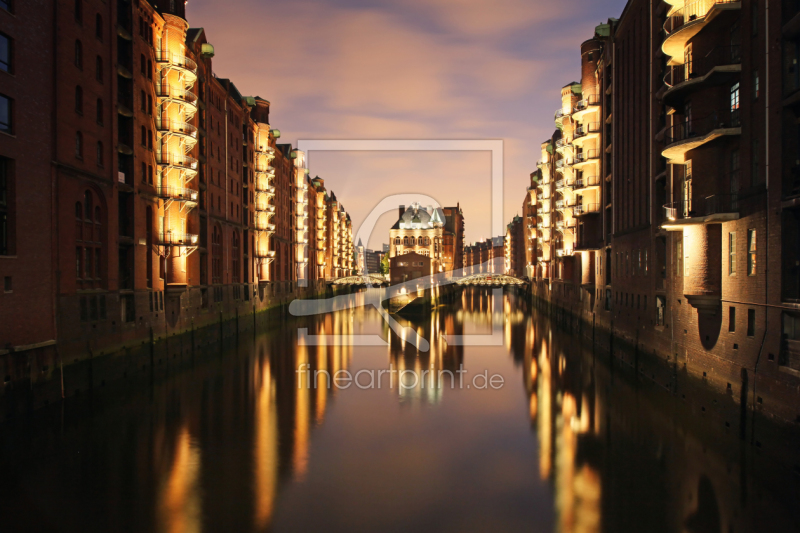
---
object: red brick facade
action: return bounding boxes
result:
[523,0,800,426]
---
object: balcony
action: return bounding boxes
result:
[556,248,574,257]
[573,203,601,216]
[572,149,600,169]
[663,46,741,106]
[555,158,572,171]
[662,111,741,163]
[255,249,276,259]
[155,84,198,113]
[662,0,741,63]
[555,138,572,152]
[157,186,198,204]
[572,122,601,142]
[156,152,198,171]
[554,108,571,120]
[155,118,198,139]
[255,182,275,195]
[572,94,601,119]
[661,187,764,228]
[573,175,600,191]
[256,200,276,213]
[155,51,198,79]
[253,218,275,232]
[157,231,198,246]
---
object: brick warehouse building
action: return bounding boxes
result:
[523,1,800,434]
[0,0,353,411]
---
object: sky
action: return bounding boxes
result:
[188,0,629,250]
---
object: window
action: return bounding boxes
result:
[644,248,648,274]
[96,142,103,166]
[141,126,147,146]
[95,14,103,41]
[75,132,83,159]
[747,229,756,276]
[96,56,103,83]
[0,93,10,133]
[753,70,759,100]
[96,98,103,125]
[747,309,756,337]
[75,85,83,113]
[729,232,736,275]
[675,237,682,277]
[0,0,11,13]
[75,0,82,22]
[730,82,740,124]
[75,40,82,69]
[729,307,736,332]
[683,234,689,277]
[0,33,11,73]
[0,158,10,255]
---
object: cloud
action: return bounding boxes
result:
[187,0,628,243]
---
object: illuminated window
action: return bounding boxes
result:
[676,238,682,277]
[747,229,756,276]
[729,232,736,275]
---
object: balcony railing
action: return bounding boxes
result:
[555,159,572,169]
[155,118,198,138]
[155,84,197,105]
[555,138,571,149]
[664,0,739,35]
[574,149,600,163]
[663,187,764,220]
[157,186,198,202]
[155,51,198,75]
[157,231,198,246]
[665,111,740,145]
[255,250,276,259]
[156,152,198,170]
[574,122,601,139]
[664,46,741,88]
[574,203,600,215]
[573,94,601,112]
[574,175,600,189]
[555,108,570,119]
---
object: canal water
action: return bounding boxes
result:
[1,289,798,532]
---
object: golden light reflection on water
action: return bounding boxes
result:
[254,360,277,530]
[158,427,202,533]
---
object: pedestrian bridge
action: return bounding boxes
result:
[455,274,526,286]
[330,274,389,286]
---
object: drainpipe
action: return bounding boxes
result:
[752,0,770,443]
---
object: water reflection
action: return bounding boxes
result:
[0,289,797,532]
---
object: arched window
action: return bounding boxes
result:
[75,86,83,113]
[75,0,82,22]
[409,236,415,246]
[95,14,103,40]
[96,98,103,125]
[403,236,409,246]
[394,237,400,245]
[96,141,103,166]
[75,40,82,69]
[75,132,83,159]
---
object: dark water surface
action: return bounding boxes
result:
[1,289,798,532]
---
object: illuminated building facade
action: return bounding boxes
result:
[323,191,354,278]
[389,203,446,276]
[523,1,800,423]
[0,0,348,409]
[504,215,524,278]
